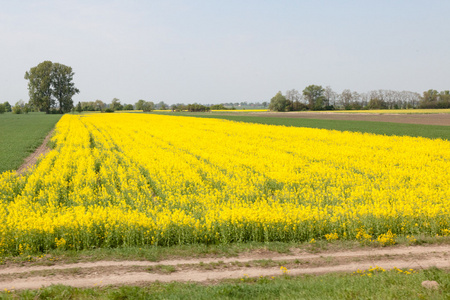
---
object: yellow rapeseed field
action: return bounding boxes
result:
[0,113,449,255]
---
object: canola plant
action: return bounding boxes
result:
[0,114,449,255]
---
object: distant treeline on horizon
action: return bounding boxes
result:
[1,86,449,114]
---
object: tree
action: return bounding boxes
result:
[23,103,30,114]
[323,86,337,108]
[12,102,22,114]
[51,63,80,113]
[285,89,301,111]
[368,98,387,109]
[303,85,325,110]
[111,98,122,110]
[24,61,54,113]
[76,102,82,113]
[269,91,287,112]
[157,101,168,110]
[0,103,5,114]
[142,101,155,112]
[340,89,353,109]
[135,99,146,110]
[123,104,134,110]
[4,102,11,112]
[94,100,106,111]
[24,61,79,113]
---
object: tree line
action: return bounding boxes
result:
[268,85,450,112]
[3,61,449,115]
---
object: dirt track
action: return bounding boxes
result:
[1,245,448,290]
[236,112,450,126]
[16,130,53,175]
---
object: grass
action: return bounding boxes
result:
[3,267,448,299]
[152,112,450,140]
[3,235,449,266]
[0,112,62,173]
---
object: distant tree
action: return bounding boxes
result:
[285,89,301,111]
[12,102,22,114]
[51,63,80,113]
[111,98,122,110]
[135,99,146,110]
[269,91,287,112]
[25,61,79,113]
[419,90,439,108]
[419,89,450,109]
[24,61,54,113]
[23,103,30,114]
[142,101,155,112]
[210,104,227,110]
[4,102,11,112]
[187,104,210,112]
[339,89,353,110]
[262,101,268,108]
[0,103,5,114]
[368,98,387,109]
[438,90,450,108]
[303,85,325,110]
[156,101,168,110]
[123,104,134,110]
[94,100,106,111]
[76,102,83,113]
[323,86,337,109]
[81,102,95,111]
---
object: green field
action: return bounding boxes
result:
[0,112,62,173]
[153,112,450,140]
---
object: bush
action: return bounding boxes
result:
[104,108,114,113]
[12,105,22,114]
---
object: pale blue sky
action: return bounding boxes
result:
[1,0,449,105]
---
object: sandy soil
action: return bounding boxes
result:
[231,112,450,126]
[0,245,448,290]
[16,130,53,175]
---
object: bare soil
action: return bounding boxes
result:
[16,130,53,175]
[234,111,450,126]
[1,245,448,290]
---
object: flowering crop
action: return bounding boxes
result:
[0,114,449,255]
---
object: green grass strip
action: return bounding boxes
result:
[6,267,449,299]
[0,112,62,173]
[153,112,450,140]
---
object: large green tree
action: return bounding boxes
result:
[269,91,287,112]
[4,102,11,112]
[302,85,325,110]
[24,61,79,113]
[51,63,80,113]
[135,99,146,110]
[24,61,54,113]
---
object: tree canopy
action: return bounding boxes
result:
[269,91,287,112]
[24,61,79,113]
[303,85,326,110]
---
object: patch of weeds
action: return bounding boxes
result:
[254,259,274,267]
[158,265,177,274]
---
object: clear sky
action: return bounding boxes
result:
[1,0,449,105]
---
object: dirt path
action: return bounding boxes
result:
[1,245,448,290]
[228,112,450,126]
[16,130,54,175]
